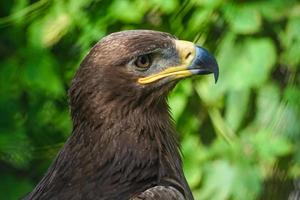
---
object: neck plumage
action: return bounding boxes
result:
[28,100,190,200]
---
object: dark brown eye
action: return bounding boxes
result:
[134,54,151,70]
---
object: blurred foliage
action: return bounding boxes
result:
[0,0,300,199]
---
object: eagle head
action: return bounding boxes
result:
[69,30,218,125]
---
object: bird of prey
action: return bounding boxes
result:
[25,30,219,200]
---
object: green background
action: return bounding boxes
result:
[1,0,300,199]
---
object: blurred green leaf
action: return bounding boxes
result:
[280,16,300,68]
[10,0,28,25]
[0,130,32,168]
[169,80,192,121]
[0,59,21,97]
[28,2,71,48]
[0,174,33,200]
[255,83,300,139]
[109,0,147,23]
[218,36,276,91]
[151,0,178,13]
[21,50,64,97]
[198,160,234,200]
[223,4,261,34]
[36,101,71,137]
[255,83,280,127]
[188,9,212,34]
[195,0,223,9]
[253,131,292,164]
[225,89,250,132]
[182,135,205,188]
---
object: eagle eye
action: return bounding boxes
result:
[134,54,152,70]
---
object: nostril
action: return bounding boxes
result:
[185,52,192,60]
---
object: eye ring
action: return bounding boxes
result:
[134,54,152,70]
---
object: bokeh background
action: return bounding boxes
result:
[1,0,300,199]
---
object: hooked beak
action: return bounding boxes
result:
[138,40,219,84]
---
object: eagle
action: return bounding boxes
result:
[25,30,219,200]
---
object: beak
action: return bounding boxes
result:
[138,40,219,84]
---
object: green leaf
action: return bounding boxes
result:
[188,9,213,34]
[223,4,261,34]
[0,130,32,168]
[0,174,33,200]
[225,89,250,132]
[256,83,300,138]
[255,83,280,127]
[36,101,71,137]
[150,0,178,13]
[28,2,71,48]
[10,0,29,25]
[254,131,292,160]
[0,59,21,97]
[195,0,223,9]
[182,135,205,188]
[169,80,192,121]
[109,0,147,23]
[231,163,261,200]
[258,1,296,21]
[280,17,300,68]
[21,50,64,97]
[198,160,235,200]
[217,37,276,91]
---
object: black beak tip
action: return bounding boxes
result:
[213,62,219,84]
